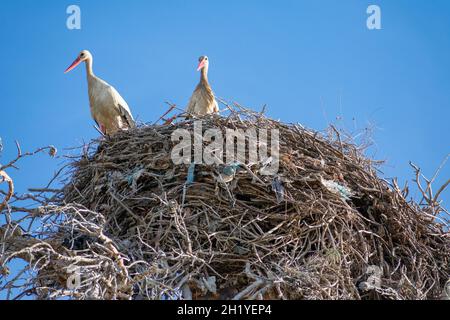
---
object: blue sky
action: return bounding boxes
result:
[0,0,449,298]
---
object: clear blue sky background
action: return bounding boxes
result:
[0,0,449,299]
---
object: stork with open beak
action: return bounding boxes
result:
[65,50,135,135]
[186,56,219,117]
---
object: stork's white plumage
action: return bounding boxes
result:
[186,56,219,117]
[65,50,135,135]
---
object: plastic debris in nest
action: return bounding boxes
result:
[320,177,354,201]
[443,280,450,300]
[182,276,217,300]
[181,163,197,206]
[105,167,146,192]
[162,289,183,301]
[271,176,285,204]
[199,276,217,295]
[259,156,275,175]
[187,163,196,185]
[358,265,383,292]
[127,167,146,190]
[218,162,242,183]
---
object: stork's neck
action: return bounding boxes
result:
[200,67,209,84]
[85,58,95,79]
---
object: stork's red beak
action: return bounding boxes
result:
[197,59,206,71]
[64,57,82,74]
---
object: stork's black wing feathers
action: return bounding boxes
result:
[118,103,136,129]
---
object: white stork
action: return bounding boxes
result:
[186,56,219,117]
[65,50,135,135]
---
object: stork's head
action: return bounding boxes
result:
[197,56,209,72]
[64,50,92,73]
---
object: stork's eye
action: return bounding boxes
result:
[80,53,85,57]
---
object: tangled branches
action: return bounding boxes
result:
[0,106,449,300]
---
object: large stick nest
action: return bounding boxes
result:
[1,106,449,300]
